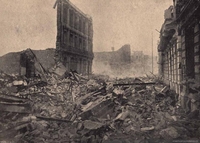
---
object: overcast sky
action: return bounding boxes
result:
[0,0,172,56]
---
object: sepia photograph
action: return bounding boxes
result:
[0,0,200,142]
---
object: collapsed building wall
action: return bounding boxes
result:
[55,0,94,75]
[19,49,53,79]
[20,50,36,78]
[0,49,55,75]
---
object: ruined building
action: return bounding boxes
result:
[131,51,158,75]
[94,44,131,64]
[158,6,177,87]
[55,0,93,75]
[93,44,131,76]
[19,49,54,78]
[158,0,200,111]
[20,50,36,78]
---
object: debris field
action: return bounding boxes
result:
[0,69,200,143]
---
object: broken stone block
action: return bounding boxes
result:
[22,115,37,122]
[160,86,169,93]
[60,112,67,118]
[180,86,188,108]
[159,127,179,139]
[188,93,200,111]
[123,118,132,126]
[137,89,146,95]
[140,126,154,131]
[114,110,129,121]
[113,88,125,96]
[86,79,101,92]
[13,80,24,86]
[52,62,67,77]
[42,131,51,139]
[155,118,166,130]
[123,125,136,133]
[77,121,84,131]
[0,103,31,113]
[164,112,173,121]
[190,98,200,112]
[187,109,199,119]
[80,98,115,120]
[6,83,13,87]
[83,120,104,130]
[171,116,177,121]
[106,83,114,93]
[7,86,18,93]
[0,94,26,102]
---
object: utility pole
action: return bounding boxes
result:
[152,32,154,74]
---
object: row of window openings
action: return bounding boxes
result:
[64,34,92,51]
[69,19,92,36]
[165,59,186,74]
[165,71,179,80]
[63,9,92,35]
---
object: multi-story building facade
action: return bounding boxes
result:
[158,6,178,91]
[175,0,200,82]
[55,0,93,75]
[158,0,200,111]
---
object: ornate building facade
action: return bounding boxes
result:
[158,0,200,111]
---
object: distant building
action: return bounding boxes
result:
[131,51,144,62]
[131,51,158,75]
[93,45,157,76]
[55,0,93,75]
[94,44,131,64]
[158,1,200,111]
[93,44,131,76]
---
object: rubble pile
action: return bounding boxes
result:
[0,71,200,142]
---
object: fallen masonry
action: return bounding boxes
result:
[0,70,200,143]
